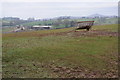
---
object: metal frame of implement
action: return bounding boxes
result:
[75,21,94,31]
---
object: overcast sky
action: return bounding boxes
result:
[1,0,119,19]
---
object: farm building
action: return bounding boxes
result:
[31,25,52,30]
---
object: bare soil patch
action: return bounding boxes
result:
[39,30,118,37]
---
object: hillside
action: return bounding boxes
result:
[2,24,118,78]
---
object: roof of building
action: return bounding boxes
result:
[77,21,94,23]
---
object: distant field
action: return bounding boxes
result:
[92,24,118,32]
[2,24,118,78]
[21,17,117,27]
[2,27,14,33]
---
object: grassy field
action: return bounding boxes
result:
[2,24,118,78]
[2,27,14,33]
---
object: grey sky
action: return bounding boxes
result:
[1,1,118,19]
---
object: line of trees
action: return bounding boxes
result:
[52,19,76,28]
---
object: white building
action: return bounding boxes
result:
[32,25,52,30]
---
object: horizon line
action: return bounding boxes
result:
[1,14,118,20]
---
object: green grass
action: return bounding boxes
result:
[2,24,118,78]
[22,20,54,26]
[92,24,118,32]
[2,27,14,33]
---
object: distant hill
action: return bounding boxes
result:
[53,16,82,20]
[88,14,105,18]
[88,14,117,18]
